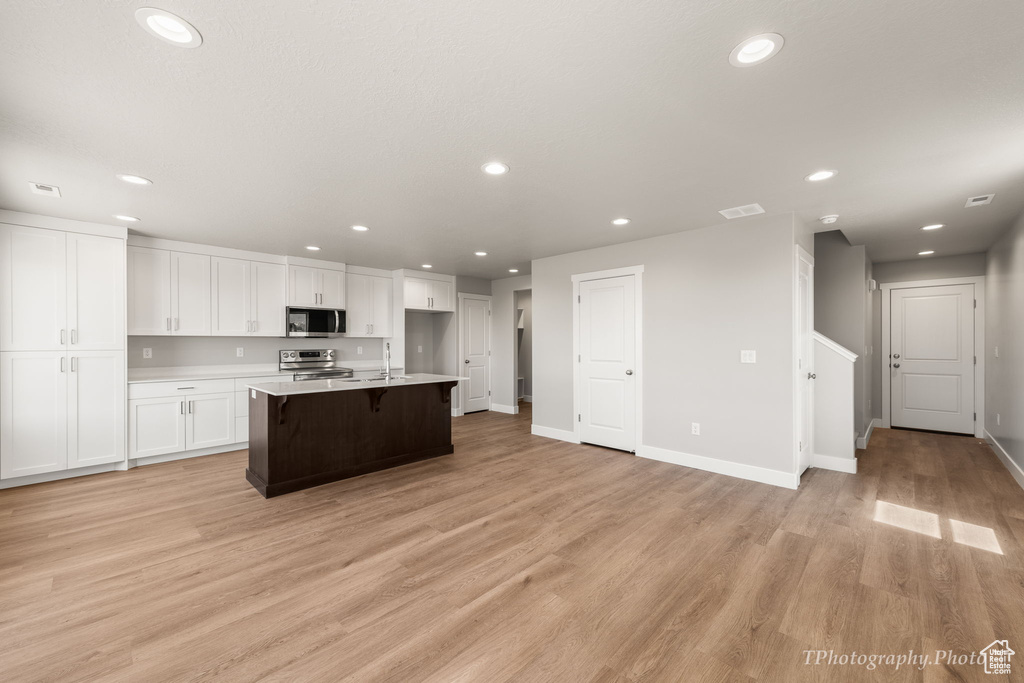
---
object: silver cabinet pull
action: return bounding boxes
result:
[188,401,194,414]
[177,386,195,390]
[174,318,179,331]
[71,357,77,372]
[181,401,185,414]
[370,323,374,335]
[71,329,77,345]
[60,329,66,345]
[60,356,66,372]
[253,320,258,333]
[166,317,171,331]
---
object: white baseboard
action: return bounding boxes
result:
[812,453,857,474]
[0,461,126,490]
[451,408,463,417]
[531,424,580,444]
[986,430,1024,492]
[131,442,247,467]
[637,444,799,489]
[522,395,533,403]
[856,418,881,450]
[490,403,519,415]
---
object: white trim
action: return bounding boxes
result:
[572,266,644,450]
[130,442,246,467]
[0,209,127,239]
[128,234,288,264]
[881,276,985,437]
[813,332,858,362]
[986,431,1024,492]
[346,264,393,278]
[457,292,493,415]
[0,461,128,490]
[531,424,580,444]
[522,395,533,403]
[396,268,456,284]
[638,445,799,489]
[811,453,858,474]
[793,246,815,481]
[490,403,518,415]
[451,408,463,417]
[856,417,881,449]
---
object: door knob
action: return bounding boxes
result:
[893,363,901,369]
[807,373,816,379]
[893,353,901,359]
[626,369,633,375]
[465,359,470,364]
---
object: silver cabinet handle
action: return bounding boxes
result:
[181,401,185,414]
[177,386,195,390]
[253,320,258,333]
[60,356,65,372]
[174,318,179,331]
[60,329,66,345]
[71,356,77,372]
[188,401,194,414]
[166,317,171,331]
[370,323,374,335]
[71,329,77,345]
[246,321,251,333]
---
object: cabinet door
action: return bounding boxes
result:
[0,225,67,350]
[127,247,171,336]
[288,266,319,307]
[0,351,67,478]
[68,351,124,469]
[370,276,393,337]
[430,280,454,312]
[186,392,235,450]
[67,234,124,350]
[170,252,211,336]
[250,262,287,336]
[345,273,372,336]
[404,277,429,310]
[320,269,346,309]
[211,257,251,336]
[129,396,186,458]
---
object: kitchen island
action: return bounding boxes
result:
[245,374,463,497]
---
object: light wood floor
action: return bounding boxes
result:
[2,404,1023,682]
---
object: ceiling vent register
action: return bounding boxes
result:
[965,194,995,207]
[718,203,765,220]
[29,182,61,197]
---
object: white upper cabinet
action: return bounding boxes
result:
[0,225,68,350]
[170,252,211,336]
[288,265,346,308]
[346,274,393,337]
[68,234,125,349]
[68,350,125,469]
[211,257,251,336]
[128,246,172,336]
[0,351,68,478]
[251,262,287,336]
[404,276,454,312]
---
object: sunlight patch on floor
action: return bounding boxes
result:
[873,500,941,538]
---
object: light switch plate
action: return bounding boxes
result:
[995,346,999,358]
[740,350,756,363]
[691,422,700,436]
[357,346,363,355]
[142,347,152,359]
[417,345,423,353]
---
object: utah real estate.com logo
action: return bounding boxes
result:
[981,640,1014,676]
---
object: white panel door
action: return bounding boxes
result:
[430,280,454,312]
[211,257,251,336]
[68,350,124,469]
[186,392,235,450]
[288,266,319,307]
[129,396,186,458]
[170,252,211,335]
[127,247,171,336]
[250,262,287,336]
[891,284,975,434]
[0,225,67,350]
[0,351,68,478]
[404,277,429,310]
[67,233,124,350]
[579,276,636,452]
[320,269,346,309]
[461,296,491,413]
[796,251,814,475]
[370,276,393,337]
[345,273,373,336]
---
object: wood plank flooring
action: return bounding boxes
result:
[2,405,1023,682]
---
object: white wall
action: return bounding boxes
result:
[517,290,533,398]
[404,312,435,373]
[532,214,800,478]
[491,275,532,410]
[128,335,382,368]
[985,214,1024,483]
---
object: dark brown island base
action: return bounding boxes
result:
[244,374,463,498]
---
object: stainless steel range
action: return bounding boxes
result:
[279,349,354,381]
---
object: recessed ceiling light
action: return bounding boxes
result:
[351,225,369,232]
[135,8,202,48]
[509,269,519,273]
[481,162,509,175]
[729,33,785,67]
[805,170,837,182]
[918,250,935,256]
[113,215,140,222]
[117,174,153,185]
[921,224,944,231]
[475,251,487,256]
[305,246,321,251]
[612,218,631,226]
[421,264,432,269]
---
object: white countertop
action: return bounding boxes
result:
[248,373,465,397]
[127,361,401,384]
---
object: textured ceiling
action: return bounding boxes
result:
[2,0,1023,278]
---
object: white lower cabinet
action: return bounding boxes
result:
[129,379,236,459]
[186,393,235,450]
[129,396,187,458]
[68,351,125,469]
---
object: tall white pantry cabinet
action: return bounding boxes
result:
[0,220,126,480]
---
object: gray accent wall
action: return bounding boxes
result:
[873,253,986,284]
[985,214,1024,477]
[532,213,800,475]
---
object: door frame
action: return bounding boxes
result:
[793,246,815,478]
[457,293,492,416]
[572,265,644,449]
[881,276,985,437]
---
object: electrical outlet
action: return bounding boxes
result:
[357,346,363,355]
[417,345,423,353]
[236,347,244,358]
[142,347,152,359]
[740,350,756,363]
[691,422,700,436]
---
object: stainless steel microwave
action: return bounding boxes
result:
[286,307,346,337]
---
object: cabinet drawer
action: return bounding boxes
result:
[128,379,235,400]
[235,416,248,443]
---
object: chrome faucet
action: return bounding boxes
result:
[384,342,392,381]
